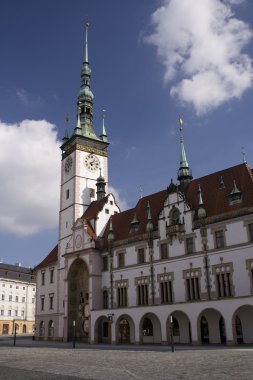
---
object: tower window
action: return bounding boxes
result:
[66,189,69,199]
[105,209,109,214]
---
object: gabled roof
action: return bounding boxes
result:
[103,190,168,244]
[35,245,58,270]
[82,195,110,221]
[0,263,35,283]
[187,163,253,218]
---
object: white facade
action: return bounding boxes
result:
[35,28,253,345]
[0,264,36,335]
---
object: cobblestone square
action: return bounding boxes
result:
[0,337,253,379]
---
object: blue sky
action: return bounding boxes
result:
[0,0,253,267]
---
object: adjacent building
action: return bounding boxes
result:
[35,25,253,345]
[0,263,36,335]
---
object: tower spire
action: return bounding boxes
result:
[177,116,192,192]
[100,109,108,142]
[84,21,89,63]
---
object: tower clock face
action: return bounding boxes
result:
[64,156,73,173]
[84,153,100,172]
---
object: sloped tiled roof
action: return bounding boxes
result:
[0,263,35,283]
[187,163,253,218]
[103,190,168,244]
[82,195,110,221]
[35,245,58,270]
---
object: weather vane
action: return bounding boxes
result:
[241,147,246,163]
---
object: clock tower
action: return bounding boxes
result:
[59,23,109,244]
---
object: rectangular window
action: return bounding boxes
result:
[8,310,11,316]
[118,253,125,268]
[9,295,12,302]
[22,297,25,303]
[105,209,109,214]
[117,287,128,307]
[21,310,24,317]
[186,237,194,254]
[216,273,232,297]
[41,296,45,311]
[138,248,145,264]
[16,286,19,289]
[15,310,18,317]
[1,310,4,316]
[15,296,18,302]
[160,281,173,303]
[137,284,149,305]
[32,298,35,303]
[102,256,108,271]
[10,285,12,288]
[49,294,54,310]
[41,272,45,286]
[1,294,4,301]
[215,230,225,248]
[23,287,25,290]
[160,243,168,259]
[66,189,70,199]
[50,268,54,284]
[186,276,201,301]
[248,223,253,242]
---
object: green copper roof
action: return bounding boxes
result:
[177,116,192,182]
[100,110,108,142]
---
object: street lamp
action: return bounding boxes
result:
[73,320,76,349]
[170,315,174,353]
[13,323,17,346]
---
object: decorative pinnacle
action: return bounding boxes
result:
[241,147,246,163]
[179,115,183,142]
[198,184,204,206]
[84,21,90,63]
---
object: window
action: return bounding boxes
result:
[215,230,225,248]
[49,294,54,310]
[66,189,70,199]
[160,243,168,259]
[184,269,201,301]
[10,285,12,288]
[23,287,25,290]
[8,310,11,316]
[186,237,194,254]
[9,295,12,302]
[102,256,108,271]
[41,296,45,311]
[21,310,24,317]
[117,287,128,307]
[15,310,18,317]
[50,268,54,284]
[33,288,35,292]
[171,208,180,225]
[105,209,109,214]
[15,296,18,302]
[138,248,145,264]
[22,297,25,303]
[41,272,45,286]
[160,280,173,303]
[1,294,4,301]
[32,298,35,303]
[216,271,232,297]
[248,223,253,242]
[1,310,4,316]
[110,201,113,205]
[118,252,125,268]
[103,290,108,309]
[137,284,149,305]
[16,286,19,289]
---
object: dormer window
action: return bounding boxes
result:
[229,180,242,205]
[130,214,139,232]
[219,176,225,189]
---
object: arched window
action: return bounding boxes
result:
[103,290,108,309]
[142,318,153,336]
[171,208,180,225]
[22,324,27,334]
[48,320,54,338]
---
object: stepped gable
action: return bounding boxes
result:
[35,245,58,270]
[186,163,253,218]
[103,190,168,244]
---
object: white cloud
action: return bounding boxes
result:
[0,120,61,236]
[146,0,253,114]
[108,186,129,211]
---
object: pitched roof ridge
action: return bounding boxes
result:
[192,163,247,183]
[35,244,58,270]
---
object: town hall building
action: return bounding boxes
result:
[35,25,253,345]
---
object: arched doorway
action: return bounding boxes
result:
[200,316,209,344]
[140,313,161,344]
[94,316,111,344]
[198,309,226,344]
[233,305,253,344]
[48,320,54,338]
[22,324,27,334]
[39,321,45,338]
[219,317,226,343]
[68,259,89,342]
[167,311,191,344]
[116,315,135,344]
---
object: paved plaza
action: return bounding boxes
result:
[0,336,253,380]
